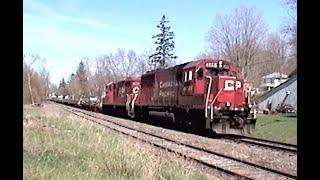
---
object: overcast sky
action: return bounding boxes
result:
[23,0,289,85]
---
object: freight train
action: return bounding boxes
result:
[102,58,256,135]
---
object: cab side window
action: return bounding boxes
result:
[184,71,188,82]
[182,69,195,95]
[184,69,194,82]
[197,68,203,79]
[188,70,193,81]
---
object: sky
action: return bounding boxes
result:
[23,0,290,85]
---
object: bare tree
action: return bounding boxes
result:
[65,73,78,98]
[104,49,126,80]
[96,54,119,81]
[90,73,103,99]
[49,82,58,95]
[245,33,289,86]
[193,52,215,60]
[100,49,141,79]
[23,53,46,104]
[207,7,267,79]
[39,67,50,98]
[124,49,139,77]
[92,49,154,99]
[137,49,154,75]
[284,1,296,46]
[282,0,297,72]
[94,55,114,98]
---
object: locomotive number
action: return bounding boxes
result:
[132,87,140,94]
[224,80,241,91]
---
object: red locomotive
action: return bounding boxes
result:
[102,58,256,135]
[102,76,141,117]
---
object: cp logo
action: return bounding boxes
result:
[132,87,140,94]
[224,80,242,91]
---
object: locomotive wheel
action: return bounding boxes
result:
[189,110,206,131]
[102,105,109,115]
[141,109,149,121]
[174,110,188,130]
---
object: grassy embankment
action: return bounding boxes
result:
[251,114,297,145]
[23,105,210,180]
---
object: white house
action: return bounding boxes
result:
[259,72,288,93]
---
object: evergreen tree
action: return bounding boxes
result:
[58,78,68,97]
[59,78,66,89]
[149,15,177,69]
[68,73,75,82]
[76,61,87,82]
[76,59,90,97]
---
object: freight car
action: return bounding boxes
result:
[102,58,256,135]
[51,96,102,112]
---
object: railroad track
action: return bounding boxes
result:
[56,103,296,180]
[224,135,297,153]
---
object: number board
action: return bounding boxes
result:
[205,62,217,68]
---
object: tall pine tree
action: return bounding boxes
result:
[76,60,90,97]
[58,78,68,97]
[149,15,177,69]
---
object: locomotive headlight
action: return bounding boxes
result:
[226,102,230,107]
[214,106,220,110]
[248,104,252,108]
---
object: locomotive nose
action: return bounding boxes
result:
[214,76,245,109]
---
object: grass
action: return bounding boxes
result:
[250,114,297,145]
[23,105,211,180]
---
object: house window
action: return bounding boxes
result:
[265,79,271,84]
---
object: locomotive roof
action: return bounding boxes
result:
[106,76,140,86]
[143,62,189,76]
[183,58,235,69]
[119,76,140,82]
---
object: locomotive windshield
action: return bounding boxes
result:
[205,61,231,76]
[205,61,237,76]
[206,69,229,76]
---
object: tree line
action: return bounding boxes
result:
[57,49,154,100]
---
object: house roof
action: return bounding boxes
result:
[258,75,297,103]
[262,72,288,79]
[288,68,297,77]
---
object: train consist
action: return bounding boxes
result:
[52,58,256,135]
